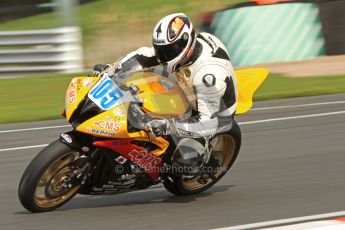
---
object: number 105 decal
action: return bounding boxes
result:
[88,74,133,110]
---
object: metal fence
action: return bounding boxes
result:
[0,26,83,78]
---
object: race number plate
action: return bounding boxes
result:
[88,74,133,110]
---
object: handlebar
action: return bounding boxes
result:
[129,102,152,131]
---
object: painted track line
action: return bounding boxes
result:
[0,144,48,152]
[0,125,70,134]
[251,100,345,111]
[239,110,345,125]
[212,211,345,230]
[0,100,344,134]
[1,110,344,152]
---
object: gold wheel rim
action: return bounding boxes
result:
[181,134,236,191]
[34,152,80,208]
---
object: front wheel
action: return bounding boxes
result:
[163,121,242,195]
[18,140,81,212]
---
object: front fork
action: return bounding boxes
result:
[203,136,213,164]
[59,131,94,188]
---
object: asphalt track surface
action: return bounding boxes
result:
[0,93,344,230]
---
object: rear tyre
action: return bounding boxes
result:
[163,121,242,195]
[18,140,81,212]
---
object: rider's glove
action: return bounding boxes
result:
[92,64,109,76]
[145,119,169,136]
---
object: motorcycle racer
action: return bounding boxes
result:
[93,13,238,168]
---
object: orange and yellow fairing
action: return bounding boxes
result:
[65,76,100,120]
[64,69,268,155]
[64,72,189,156]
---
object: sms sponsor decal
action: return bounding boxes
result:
[93,121,120,131]
[127,149,162,171]
[67,82,77,103]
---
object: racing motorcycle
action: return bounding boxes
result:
[18,64,268,213]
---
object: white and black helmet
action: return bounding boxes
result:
[152,13,196,72]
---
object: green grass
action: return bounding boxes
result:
[0,73,345,124]
[0,0,246,66]
[0,74,74,124]
[0,0,246,31]
[0,1,344,123]
[254,74,345,100]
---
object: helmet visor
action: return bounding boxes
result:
[153,34,189,63]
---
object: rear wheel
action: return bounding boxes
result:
[18,140,81,212]
[163,121,241,195]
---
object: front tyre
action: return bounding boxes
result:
[18,140,81,212]
[163,121,242,195]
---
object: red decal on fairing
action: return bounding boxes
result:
[334,217,345,222]
[127,149,162,171]
[68,83,77,103]
[93,140,162,181]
